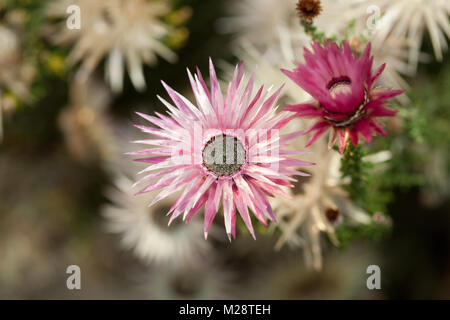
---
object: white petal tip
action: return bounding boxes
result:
[147,199,158,208]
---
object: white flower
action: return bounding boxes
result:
[48,0,177,92]
[102,174,212,266]
[334,0,450,70]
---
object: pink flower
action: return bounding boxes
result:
[282,41,403,153]
[129,59,313,240]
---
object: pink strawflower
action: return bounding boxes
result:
[129,59,313,240]
[282,41,403,153]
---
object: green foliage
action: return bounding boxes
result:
[339,143,392,214]
[404,67,450,149]
[334,143,391,245]
[335,222,391,249]
[301,20,336,43]
[340,143,367,201]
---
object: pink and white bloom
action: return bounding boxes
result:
[282,41,403,153]
[129,59,313,240]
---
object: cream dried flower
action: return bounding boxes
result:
[331,0,450,70]
[102,174,211,266]
[48,0,177,92]
[271,125,372,271]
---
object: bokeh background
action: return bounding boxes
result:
[0,0,449,299]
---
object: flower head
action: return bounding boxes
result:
[296,0,322,22]
[48,0,176,93]
[282,41,402,153]
[102,174,210,265]
[336,0,450,69]
[129,59,313,240]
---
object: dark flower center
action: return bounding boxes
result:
[325,208,340,222]
[296,0,323,22]
[202,134,246,177]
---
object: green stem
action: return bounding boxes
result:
[340,142,365,201]
[301,20,336,43]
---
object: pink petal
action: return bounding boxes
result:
[305,122,330,147]
[234,188,255,240]
[249,182,276,222]
[222,179,235,240]
[204,184,218,239]
[183,175,215,220]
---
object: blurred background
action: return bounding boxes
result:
[0,0,449,299]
